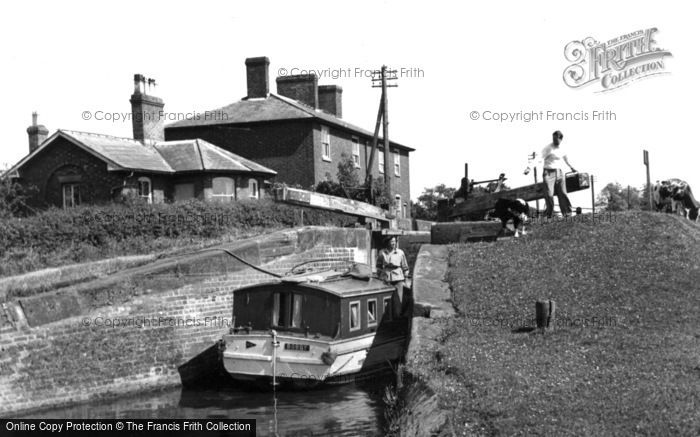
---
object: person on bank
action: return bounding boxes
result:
[524,130,577,218]
[377,237,410,318]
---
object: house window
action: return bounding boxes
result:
[321,126,331,161]
[62,184,80,209]
[378,151,385,174]
[367,299,377,326]
[212,177,235,202]
[138,177,152,203]
[349,301,360,331]
[352,137,361,168]
[383,297,392,321]
[273,292,304,329]
[248,179,259,199]
[393,152,401,177]
[174,183,195,201]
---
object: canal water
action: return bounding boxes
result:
[22,376,392,436]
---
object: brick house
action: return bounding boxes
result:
[6,77,276,209]
[165,57,415,218]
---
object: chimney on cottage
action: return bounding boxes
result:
[26,111,49,153]
[245,57,270,98]
[276,74,318,109]
[318,85,343,118]
[129,74,164,142]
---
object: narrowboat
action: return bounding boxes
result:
[219,262,409,388]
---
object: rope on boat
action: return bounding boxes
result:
[218,248,283,278]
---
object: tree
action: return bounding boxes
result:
[596,182,642,211]
[413,184,456,220]
[0,171,36,218]
[336,153,360,193]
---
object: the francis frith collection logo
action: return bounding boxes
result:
[563,28,672,92]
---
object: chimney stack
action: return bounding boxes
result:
[26,111,49,153]
[276,74,318,109]
[318,85,343,118]
[130,73,164,142]
[245,57,270,99]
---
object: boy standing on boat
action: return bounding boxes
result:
[377,237,410,318]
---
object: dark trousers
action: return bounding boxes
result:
[543,168,572,218]
[390,280,413,318]
[390,281,405,318]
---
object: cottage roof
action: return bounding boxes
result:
[6,130,277,177]
[166,94,415,152]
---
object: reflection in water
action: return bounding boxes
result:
[25,376,393,437]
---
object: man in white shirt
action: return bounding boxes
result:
[524,130,577,218]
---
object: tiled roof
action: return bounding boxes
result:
[166,94,415,151]
[7,130,276,177]
[61,130,174,173]
[154,139,276,174]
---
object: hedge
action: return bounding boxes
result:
[0,199,355,277]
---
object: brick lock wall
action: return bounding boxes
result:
[17,137,125,208]
[0,227,371,416]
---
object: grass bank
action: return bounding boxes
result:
[409,212,700,435]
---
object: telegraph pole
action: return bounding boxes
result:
[370,66,397,209]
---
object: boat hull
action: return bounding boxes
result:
[221,322,408,388]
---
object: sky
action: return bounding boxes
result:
[1,0,697,208]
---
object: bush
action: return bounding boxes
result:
[0,199,355,276]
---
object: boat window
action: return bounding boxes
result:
[383,296,392,321]
[349,301,360,331]
[292,294,303,328]
[272,293,281,326]
[367,299,377,325]
[272,292,303,329]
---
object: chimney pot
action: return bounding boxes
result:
[26,112,49,153]
[130,74,164,142]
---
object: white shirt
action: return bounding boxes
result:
[533,143,568,171]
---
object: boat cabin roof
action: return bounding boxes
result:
[236,269,394,298]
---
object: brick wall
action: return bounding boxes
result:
[165,120,316,189]
[17,136,125,208]
[312,122,412,217]
[0,227,370,416]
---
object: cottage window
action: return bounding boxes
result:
[367,299,377,326]
[378,151,385,174]
[248,179,259,199]
[349,301,360,331]
[62,184,80,209]
[394,152,401,177]
[174,183,195,201]
[138,177,152,203]
[352,137,361,168]
[212,177,235,202]
[321,126,331,161]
